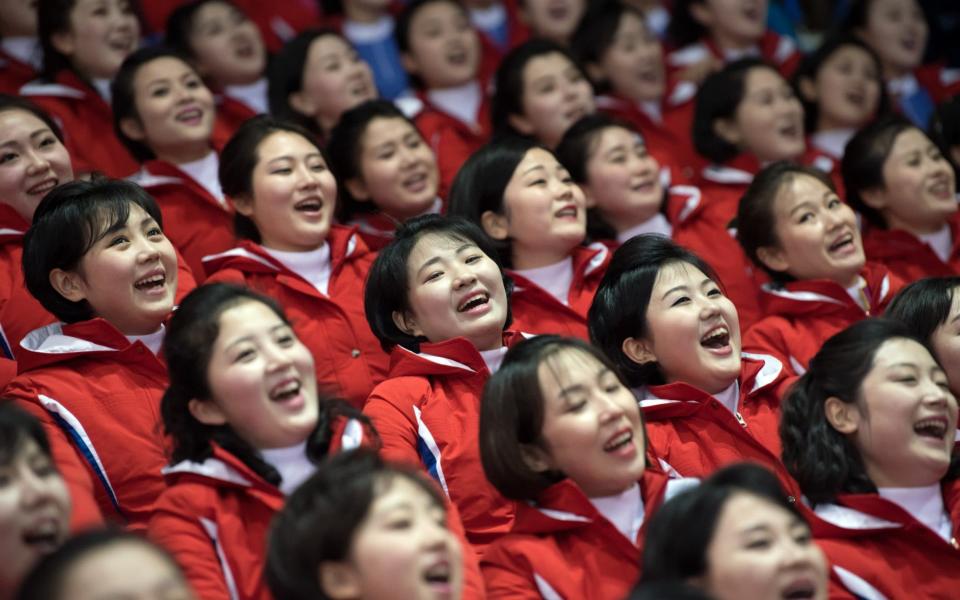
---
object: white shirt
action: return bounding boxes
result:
[479,346,508,374]
[1,37,41,69]
[427,80,482,126]
[126,326,165,356]
[713,381,740,416]
[918,224,953,263]
[224,77,268,114]
[342,15,393,44]
[176,151,225,206]
[261,442,314,496]
[811,128,856,159]
[515,257,574,306]
[264,244,332,296]
[879,485,953,542]
[469,3,507,31]
[638,100,662,124]
[616,213,673,244]
[91,78,112,103]
[589,483,645,543]
[844,276,869,311]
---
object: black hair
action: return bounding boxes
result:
[446,135,541,267]
[162,283,370,486]
[491,38,590,141]
[929,96,960,173]
[396,0,466,54]
[111,46,202,163]
[569,0,646,95]
[0,95,64,142]
[886,277,960,353]
[16,528,185,600]
[22,178,164,323]
[626,581,714,600]
[693,57,778,164]
[364,213,513,352]
[641,463,806,583]
[266,449,446,600]
[841,114,917,229]
[792,33,889,135]
[0,403,52,468]
[480,334,644,500]
[666,0,709,49]
[165,0,232,59]
[780,318,960,505]
[326,99,423,223]
[588,234,721,387]
[736,161,838,283]
[218,114,326,242]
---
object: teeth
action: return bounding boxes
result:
[604,430,632,451]
[423,562,450,583]
[458,294,488,312]
[914,418,947,438]
[135,273,164,288]
[271,380,300,400]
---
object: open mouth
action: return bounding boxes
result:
[107,36,134,53]
[445,46,468,66]
[780,578,816,599]
[457,292,489,313]
[349,79,372,97]
[175,107,204,124]
[914,416,948,440]
[234,40,256,59]
[778,123,800,139]
[564,105,587,122]
[27,177,58,196]
[294,197,323,214]
[630,178,658,194]
[636,67,662,84]
[134,270,166,292]
[603,429,633,453]
[844,89,865,106]
[827,233,855,254]
[928,177,955,200]
[554,204,578,219]
[402,171,429,193]
[700,325,730,350]
[22,521,62,552]
[269,378,302,403]
[423,560,452,587]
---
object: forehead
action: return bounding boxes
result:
[888,127,930,156]
[744,66,786,92]
[824,44,873,65]
[653,260,709,289]
[368,474,439,516]
[0,109,48,137]
[308,34,351,58]
[407,232,474,266]
[524,52,574,79]
[194,0,239,24]
[773,173,832,210]
[412,0,464,24]
[256,130,318,161]
[363,117,417,146]
[214,300,285,341]
[715,492,795,535]
[135,56,195,82]
[513,147,559,174]
[871,337,937,370]
[538,348,607,388]
[595,126,641,152]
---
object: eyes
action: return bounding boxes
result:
[268,160,327,176]
[373,134,425,160]
[423,254,484,283]
[0,456,59,488]
[106,225,165,248]
[743,527,813,551]
[0,135,63,165]
[669,287,723,307]
[147,76,205,99]
[232,329,297,363]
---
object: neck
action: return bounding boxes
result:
[511,245,574,271]
[471,334,504,352]
[711,30,754,53]
[156,143,212,166]
[345,4,383,23]
[887,213,949,237]
[883,60,912,82]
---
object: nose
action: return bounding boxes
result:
[18,466,53,508]
[264,340,294,372]
[451,264,478,290]
[780,537,817,571]
[135,235,162,263]
[24,148,51,175]
[597,392,627,424]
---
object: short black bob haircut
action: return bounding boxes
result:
[693,58,780,165]
[364,213,513,353]
[886,276,960,360]
[840,115,918,229]
[928,96,960,173]
[0,94,65,143]
[480,334,646,501]
[640,462,806,585]
[218,114,327,243]
[22,178,165,324]
[780,318,960,506]
[165,0,237,60]
[736,161,839,284]
[588,234,721,388]
[570,0,647,95]
[0,402,54,468]
[266,449,447,600]
[666,0,712,50]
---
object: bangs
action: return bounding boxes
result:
[78,197,133,257]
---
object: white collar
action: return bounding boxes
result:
[887,73,919,97]
[427,80,482,126]
[1,37,41,69]
[878,485,952,542]
[844,275,869,310]
[712,380,740,416]
[811,128,856,159]
[343,15,394,43]
[264,243,332,296]
[125,325,165,355]
[918,223,952,263]
[514,256,574,306]
[91,78,112,103]
[589,482,644,544]
[224,77,268,114]
[479,345,508,374]
[722,44,760,62]
[469,3,507,30]
[637,100,662,124]
[175,151,225,205]
[616,214,672,244]
[260,442,314,496]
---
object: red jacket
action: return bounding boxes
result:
[638,354,797,493]
[363,333,525,551]
[481,470,697,599]
[806,481,960,600]
[507,243,610,340]
[665,31,801,80]
[861,214,960,284]
[915,63,960,105]
[0,46,37,95]
[131,159,236,280]
[20,71,139,178]
[148,418,367,600]
[744,263,900,376]
[203,229,390,408]
[3,319,171,531]
[211,93,258,149]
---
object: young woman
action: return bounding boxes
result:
[336,0,412,101]
[0,0,41,95]
[640,463,829,600]
[267,28,377,140]
[842,115,958,282]
[327,100,441,250]
[113,47,236,281]
[448,136,607,340]
[516,0,585,46]
[266,450,466,600]
[23,0,141,177]
[479,335,697,599]
[491,39,595,150]
[205,116,390,408]
[148,283,370,600]
[0,404,71,600]
[5,179,187,530]
[588,234,794,489]
[362,214,519,550]
[737,161,900,376]
[780,318,960,598]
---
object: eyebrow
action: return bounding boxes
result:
[0,128,50,147]
[660,278,712,300]
[522,164,546,176]
[224,323,289,351]
[415,243,475,277]
[738,523,773,536]
[788,201,815,217]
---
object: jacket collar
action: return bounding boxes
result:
[758,263,893,317]
[18,318,163,372]
[387,331,526,378]
[509,243,610,293]
[700,154,761,185]
[162,443,284,502]
[201,226,364,278]
[0,203,28,243]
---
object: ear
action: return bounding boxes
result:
[318,562,362,600]
[622,336,657,366]
[508,112,535,137]
[480,209,510,241]
[689,1,714,27]
[288,90,317,117]
[400,52,421,77]
[392,309,423,338]
[119,116,146,142]
[48,268,87,303]
[797,76,818,102]
[50,30,76,57]
[713,118,742,146]
[230,194,255,217]
[520,443,552,473]
[344,177,371,202]
[824,396,861,434]
[187,398,228,427]
[858,187,887,212]
[756,245,790,273]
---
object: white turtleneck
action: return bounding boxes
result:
[616,213,672,244]
[589,482,645,543]
[514,256,573,306]
[637,100,662,124]
[224,77,268,114]
[713,381,740,416]
[1,37,41,69]
[176,151,225,206]
[479,346,508,374]
[427,80,482,127]
[918,224,953,263]
[811,128,856,159]
[126,326,165,356]
[342,15,393,44]
[261,442,314,496]
[91,78,112,103]
[264,243,332,296]
[879,485,953,542]
[469,3,507,31]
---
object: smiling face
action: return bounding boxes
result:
[533,348,646,497]
[596,11,665,103]
[633,261,742,394]
[720,66,805,163]
[122,57,215,164]
[808,44,882,132]
[581,126,663,232]
[402,1,480,90]
[52,0,140,80]
[519,0,585,44]
[234,130,337,252]
[0,438,71,594]
[396,232,508,351]
[197,300,319,450]
[759,174,865,287]
[294,35,377,134]
[0,109,73,223]
[704,492,828,600]
[510,52,595,149]
[929,287,960,396]
[187,0,266,86]
[858,0,928,78]
[691,0,768,49]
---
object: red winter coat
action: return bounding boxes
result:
[507,243,610,340]
[744,264,900,376]
[148,418,367,600]
[20,71,139,178]
[131,159,236,280]
[861,214,960,284]
[806,482,960,600]
[363,333,526,551]
[665,31,801,81]
[0,47,37,95]
[3,319,171,531]
[638,354,797,493]
[481,470,697,599]
[203,229,390,408]
[915,63,960,105]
